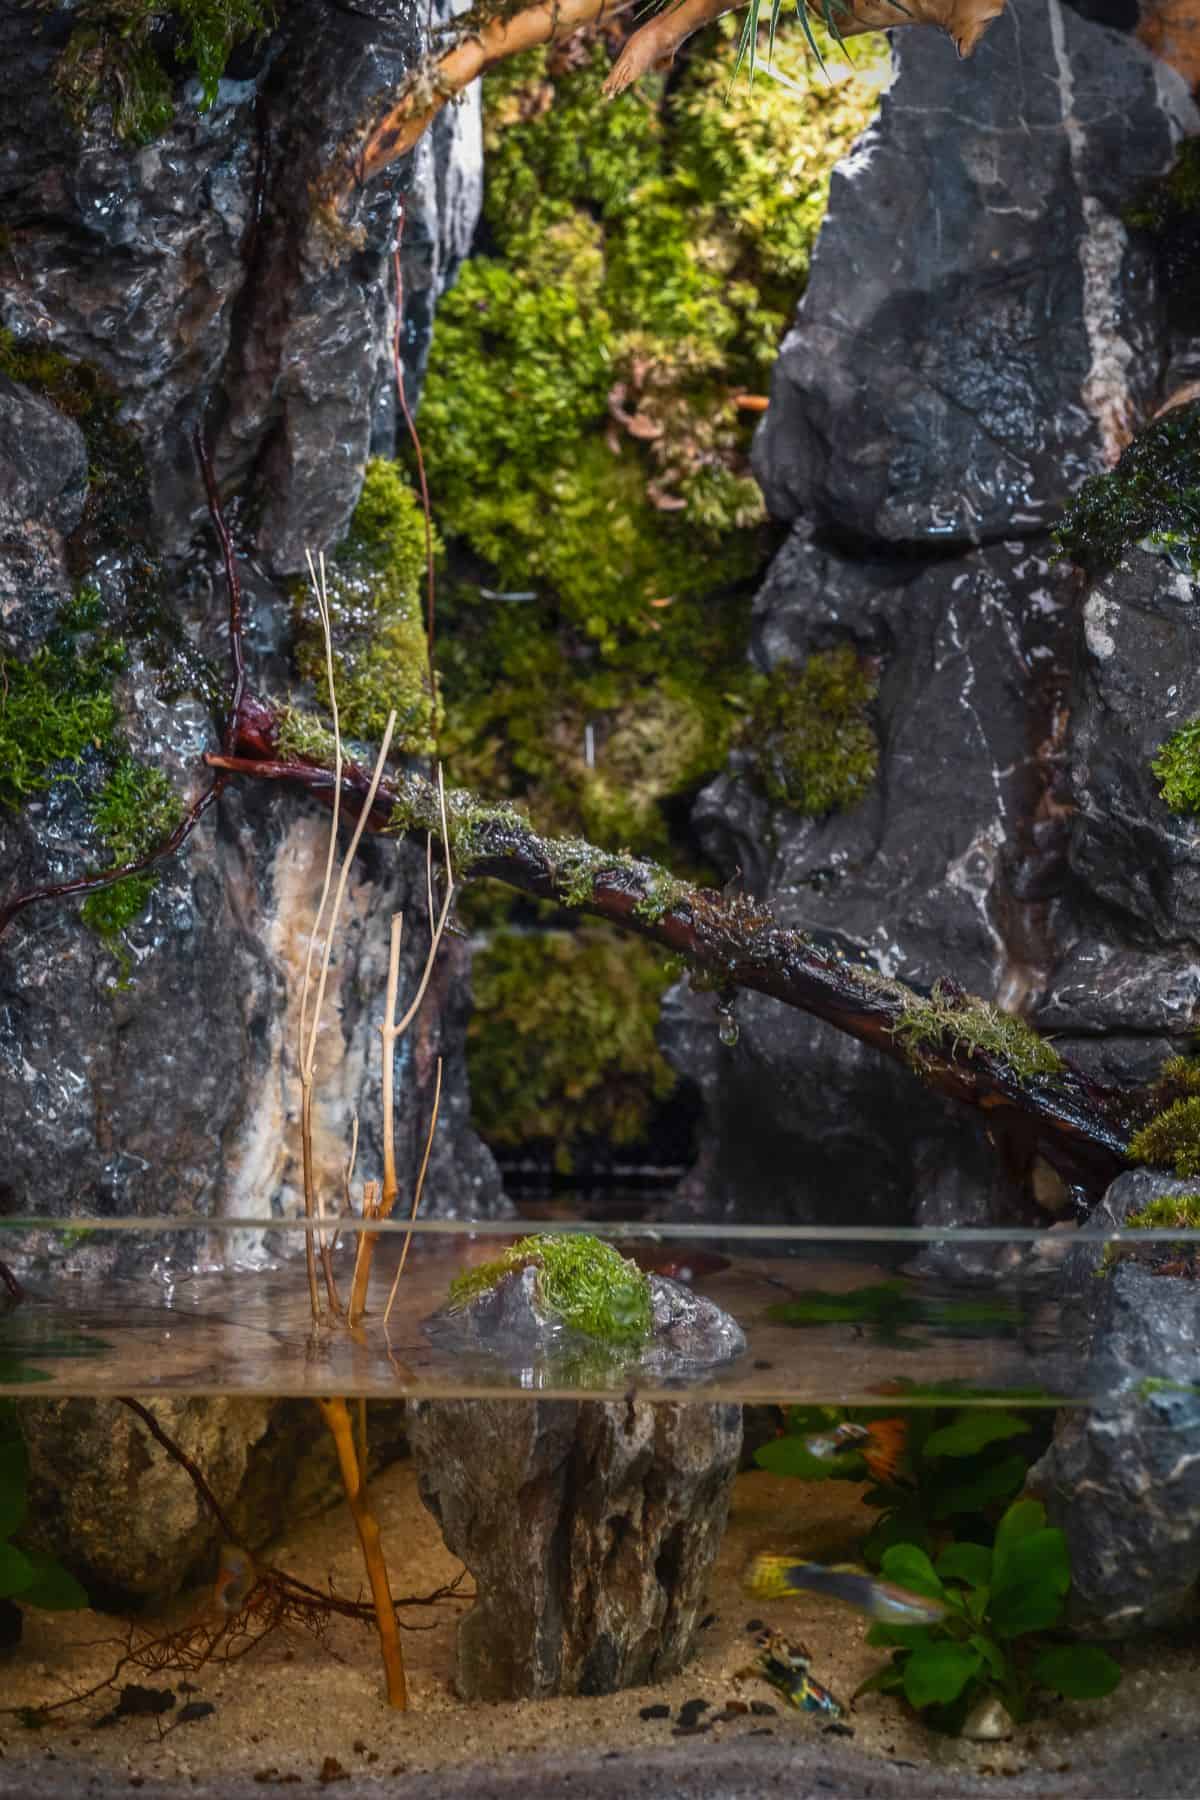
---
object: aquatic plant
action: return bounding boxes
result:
[858,1500,1121,1730]
[466,927,677,1169]
[1128,1094,1200,1177]
[448,1234,653,1345]
[1124,1192,1200,1230]
[746,646,879,815]
[55,0,276,142]
[1053,399,1200,578]
[0,1403,87,1614]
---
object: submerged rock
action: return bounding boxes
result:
[408,1396,743,1699]
[1030,1256,1200,1635]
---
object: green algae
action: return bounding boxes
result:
[1124,1193,1200,1231]
[447,1233,652,1344]
[467,927,677,1168]
[80,755,185,952]
[842,968,1063,1083]
[0,610,124,810]
[1128,1095,1200,1178]
[293,460,438,755]
[746,646,879,816]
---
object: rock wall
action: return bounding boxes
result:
[0,0,501,1253]
[663,0,1199,1228]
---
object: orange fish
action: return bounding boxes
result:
[213,1545,257,1614]
[804,1417,908,1483]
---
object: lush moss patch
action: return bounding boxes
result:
[1128,1095,1200,1177]
[746,646,879,816]
[1124,1193,1200,1231]
[0,607,123,809]
[1152,716,1200,815]
[844,970,1063,1084]
[293,460,438,754]
[1054,400,1200,579]
[80,755,185,949]
[56,0,276,143]
[448,1233,652,1344]
[424,22,887,861]
[467,926,678,1168]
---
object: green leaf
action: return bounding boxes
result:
[930,1453,1029,1519]
[0,1541,35,1599]
[964,1585,991,1624]
[862,1507,932,1567]
[866,1621,937,1649]
[992,1498,1047,1580]
[1032,1644,1122,1701]
[902,1641,983,1710]
[0,1437,28,1538]
[935,1542,993,1588]
[923,1411,1030,1461]
[17,1552,88,1611]
[880,1544,945,1600]
[754,1436,857,1481]
[990,1529,1071,1637]
[968,1632,1008,1680]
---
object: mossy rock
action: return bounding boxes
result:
[746,645,879,816]
[1054,399,1200,580]
[448,1234,653,1346]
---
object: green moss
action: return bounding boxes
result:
[423,22,887,877]
[78,754,184,952]
[1128,1096,1200,1178]
[746,646,879,816]
[467,926,677,1167]
[1124,138,1200,234]
[448,1233,652,1344]
[56,0,275,143]
[293,460,438,754]
[0,617,124,810]
[850,972,1064,1082]
[1124,1193,1200,1231]
[1152,716,1200,815]
[1054,400,1200,578]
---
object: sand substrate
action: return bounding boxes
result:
[1,1464,1197,1794]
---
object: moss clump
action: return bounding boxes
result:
[1128,1095,1200,1177]
[467,927,678,1169]
[424,22,887,864]
[1124,1193,1200,1231]
[747,646,879,816]
[0,616,124,809]
[1152,717,1200,815]
[56,0,276,143]
[79,755,185,949]
[293,460,438,754]
[1054,400,1200,579]
[1124,139,1200,333]
[448,1233,653,1344]
[854,972,1064,1082]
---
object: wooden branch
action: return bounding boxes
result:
[205,733,1136,1200]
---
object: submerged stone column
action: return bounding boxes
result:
[408,1397,742,1700]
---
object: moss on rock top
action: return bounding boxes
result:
[448,1233,653,1344]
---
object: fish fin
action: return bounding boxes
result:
[863,1416,908,1483]
[745,1553,804,1600]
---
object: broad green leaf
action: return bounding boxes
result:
[992,1498,1047,1581]
[1032,1644,1122,1700]
[923,1411,1030,1461]
[902,1641,982,1709]
[854,1660,906,1699]
[931,1453,1028,1520]
[968,1632,1008,1680]
[0,1438,28,1539]
[991,1528,1071,1639]
[754,1436,855,1481]
[862,1507,932,1568]
[866,1621,937,1649]
[965,1585,991,1624]
[0,1541,35,1598]
[935,1542,993,1588]
[880,1543,945,1600]
[17,1552,88,1611]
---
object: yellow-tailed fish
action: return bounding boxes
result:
[745,1553,947,1626]
[213,1544,257,1613]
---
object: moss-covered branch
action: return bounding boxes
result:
[205,722,1136,1199]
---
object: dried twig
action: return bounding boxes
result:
[316,1396,407,1708]
[383,1055,442,1328]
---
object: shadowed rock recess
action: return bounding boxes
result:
[662,0,1200,1235]
[0,0,500,1255]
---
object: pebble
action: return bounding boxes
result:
[961,1696,1015,1742]
[639,1704,670,1721]
[744,1619,765,1633]
[750,1700,777,1717]
[677,1699,711,1728]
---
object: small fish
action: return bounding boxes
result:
[754,1631,844,1718]
[803,1416,908,1483]
[745,1554,947,1627]
[648,1251,731,1285]
[213,1545,257,1613]
[478,587,538,603]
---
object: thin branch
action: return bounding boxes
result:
[119,1397,238,1543]
[383,1055,442,1328]
[316,1396,407,1708]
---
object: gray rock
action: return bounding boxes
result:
[753,0,1197,545]
[17,1393,403,1604]
[408,1396,742,1699]
[423,1265,746,1387]
[0,376,88,535]
[1028,1260,1200,1635]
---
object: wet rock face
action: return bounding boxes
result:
[1031,1257,1200,1635]
[753,0,1195,545]
[0,6,499,1244]
[666,0,1199,1230]
[408,1397,742,1699]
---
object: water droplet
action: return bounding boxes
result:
[718,1012,739,1048]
